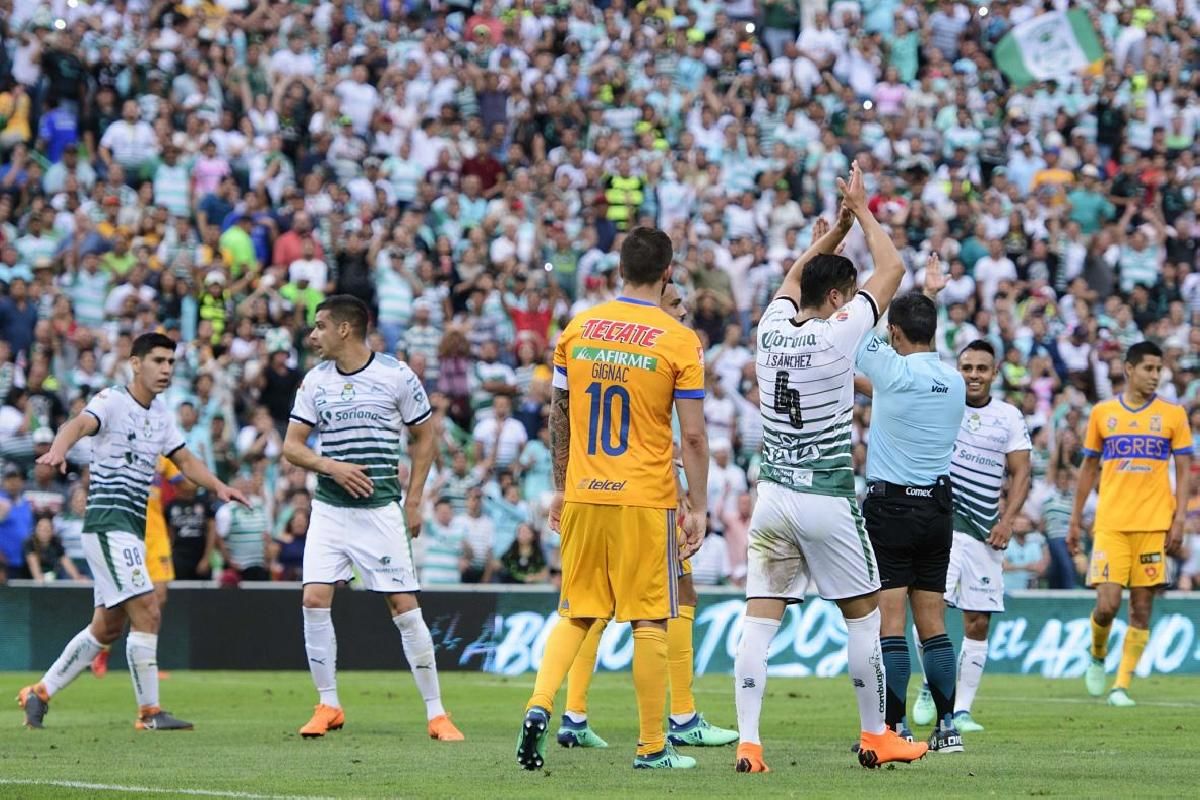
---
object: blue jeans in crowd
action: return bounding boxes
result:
[1046,537,1077,589]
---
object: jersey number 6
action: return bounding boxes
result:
[585,382,630,456]
[773,371,803,428]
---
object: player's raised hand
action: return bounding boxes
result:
[681,510,706,559]
[216,483,251,508]
[836,160,868,217]
[328,460,374,498]
[810,215,830,244]
[923,253,947,298]
[547,491,565,533]
[1066,515,1083,556]
[835,201,854,233]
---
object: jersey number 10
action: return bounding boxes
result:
[585,382,631,456]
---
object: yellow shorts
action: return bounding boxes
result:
[1088,530,1166,588]
[558,502,679,623]
[145,520,175,584]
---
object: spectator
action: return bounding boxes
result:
[167,481,217,582]
[500,523,549,584]
[460,487,497,583]
[22,513,83,582]
[215,474,271,583]
[1002,515,1050,591]
[473,395,527,471]
[270,506,308,583]
[421,497,469,586]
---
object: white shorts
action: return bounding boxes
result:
[304,499,420,593]
[945,531,1005,613]
[745,482,880,602]
[83,531,154,609]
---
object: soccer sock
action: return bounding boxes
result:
[844,609,886,735]
[955,637,989,714]
[303,607,339,708]
[1091,614,1112,660]
[1114,626,1149,691]
[921,634,958,723]
[393,608,446,720]
[41,627,104,697]
[880,636,910,728]
[126,631,159,710]
[668,605,697,723]
[527,617,591,713]
[564,618,607,721]
[632,626,669,756]
[734,616,779,745]
[913,624,929,691]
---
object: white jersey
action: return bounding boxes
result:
[290,352,432,509]
[756,292,879,498]
[950,398,1031,541]
[82,385,186,537]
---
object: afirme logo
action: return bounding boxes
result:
[578,479,627,491]
[905,487,933,498]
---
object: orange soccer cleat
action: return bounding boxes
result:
[857,728,929,769]
[734,741,770,773]
[300,704,345,738]
[91,649,109,679]
[18,683,50,729]
[427,713,465,741]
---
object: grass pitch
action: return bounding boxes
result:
[1,670,1195,799]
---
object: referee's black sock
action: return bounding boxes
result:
[921,634,958,724]
[880,636,909,728]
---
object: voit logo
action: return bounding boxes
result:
[578,478,627,492]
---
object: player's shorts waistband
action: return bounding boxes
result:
[866,476,952,506]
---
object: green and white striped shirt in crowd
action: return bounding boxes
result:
[290,352,432,508]
[420,518,467,585]
[82,386,186,537]
[215,500,270,569]
[153,162,192,218]
[1040,489,1074,542]
[69,269,111,328]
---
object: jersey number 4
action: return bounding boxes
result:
[773,371,803,428]
[585,382,630,456]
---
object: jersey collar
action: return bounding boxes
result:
[616,295,657,307]
[1119,393,1156,414]
[336,351,375,377]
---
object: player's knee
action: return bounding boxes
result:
[1092,602,1118,626]
[302,586,334,609]
[1128,593,1153,628]
[963,612,990,640]
[386,592,419,616]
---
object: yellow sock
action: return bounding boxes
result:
[1114,627,1149,691]
[527,617,591,713]
[1090,615,1111,660]
[564,619,607,717]
[632,626,669,756]
[667,605,696,718]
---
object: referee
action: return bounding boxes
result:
[854,261,966,754]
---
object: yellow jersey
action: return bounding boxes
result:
[1083,395,1192,532]
[146,456,184,537]
[553,296,705,509]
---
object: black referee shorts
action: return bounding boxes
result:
[862,477,953,593]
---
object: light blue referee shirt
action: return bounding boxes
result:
[856,335,966,486]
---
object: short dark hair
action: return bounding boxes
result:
[1126,340,1163,366]
[888,292,938,345]
[131,332,176,359]
[799,254,857,310]
[959,339,996,360]
[316,294,370,339]
[619,227,673,287]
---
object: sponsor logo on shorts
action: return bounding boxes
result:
[905,487,933,498]
[1140,553,1162,564]
[1145,566,1159,580]
[381,556,393,565]
[577,478,627,491]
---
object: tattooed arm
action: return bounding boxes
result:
[547,387,570,531]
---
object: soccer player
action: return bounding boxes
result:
[283,295,463,741]
[556,282,737,751]
[734,162,927,772]
[18,332,248,730]
[1067,341,1191,707]
[911,340,1031,732]
[515,227,709,771]
[91,456,183,679]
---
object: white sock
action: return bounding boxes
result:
[844,608,887,734]
[565,710,587,724]
[734,616,779,745]
[670,712,696,725]
[42,627,104,697]
[303,607,340,708]
[393,608,446,720]
[955,637,989,714]
[126,631,159,709]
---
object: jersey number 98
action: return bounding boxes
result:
[585,382,630,456]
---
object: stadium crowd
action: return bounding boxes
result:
[1,0,1200,592]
